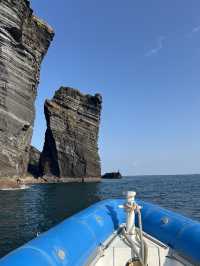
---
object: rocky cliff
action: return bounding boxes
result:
[28,145,41,177]
[40,87,102,180]
[0,0,54,177]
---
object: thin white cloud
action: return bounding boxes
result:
[192,25,200,33]
[145,36,166,57]
[186,25,200,38]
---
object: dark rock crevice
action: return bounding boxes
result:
[39,128,60,177]
[28,145,40,177]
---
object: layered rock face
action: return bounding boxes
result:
[40,87,102,180]
[28,146,41,177]
[0,0,54,177]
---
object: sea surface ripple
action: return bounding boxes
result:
[0,174,200,258]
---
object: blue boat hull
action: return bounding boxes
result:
[0,199,200,265]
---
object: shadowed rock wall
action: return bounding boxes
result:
[40,87,102,179]
[0,0,54,177]
[28,145,41,177]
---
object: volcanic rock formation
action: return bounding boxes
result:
[0,0,54,177]
[40,87,102,180]
[102,171,122,179]
[28,145,41,177]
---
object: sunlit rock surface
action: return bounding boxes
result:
[40,87,102,180]
[0,0,54,177]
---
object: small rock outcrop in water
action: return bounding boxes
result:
[102,171,122,179]
[40,87,102,180]
[0,0,54,177]
[28,146,41,177]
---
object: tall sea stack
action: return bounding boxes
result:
[40,87,102,181]
[0,0,54,177]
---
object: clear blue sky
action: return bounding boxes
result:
[31,0,200,175]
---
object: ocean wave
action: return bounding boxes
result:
[0,185,30,191]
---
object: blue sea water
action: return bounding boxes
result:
[0,174,200,258]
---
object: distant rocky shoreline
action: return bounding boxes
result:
[102,171,122,179]
[0,176,101,190]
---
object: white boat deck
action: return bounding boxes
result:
[89,229,193,266]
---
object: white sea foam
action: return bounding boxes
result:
[0,185,30,191]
